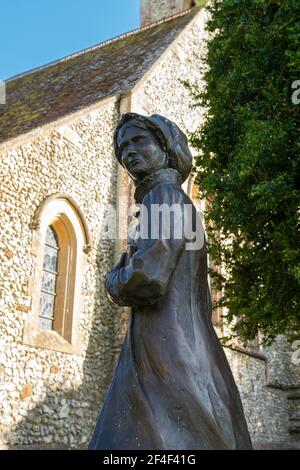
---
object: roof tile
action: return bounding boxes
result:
[0,8,198,144]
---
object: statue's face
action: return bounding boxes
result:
[117,122,167,181]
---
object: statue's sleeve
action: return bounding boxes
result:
[105,183,186,306]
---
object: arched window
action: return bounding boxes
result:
[24,194,91,354]
[39,225,59,330]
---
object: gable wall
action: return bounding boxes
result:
[132,6,208,140]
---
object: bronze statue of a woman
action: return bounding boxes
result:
[89,113,252,450]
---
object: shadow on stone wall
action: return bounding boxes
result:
[6,236,128,450]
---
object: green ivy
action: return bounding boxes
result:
[190,0,300,344]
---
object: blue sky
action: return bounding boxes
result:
[1,0,140,80]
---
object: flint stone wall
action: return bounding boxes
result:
[0,99,128,448]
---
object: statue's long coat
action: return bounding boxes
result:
[89,170,252,450]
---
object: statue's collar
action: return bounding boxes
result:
[134,168,182,203]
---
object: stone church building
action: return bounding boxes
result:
[0,1,299,449]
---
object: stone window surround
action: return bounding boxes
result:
[23,193,91,355]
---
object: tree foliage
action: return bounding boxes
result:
[190,0,300,344]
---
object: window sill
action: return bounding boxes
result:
[23,318,83,355]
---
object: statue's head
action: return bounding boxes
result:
[114,113,193,183]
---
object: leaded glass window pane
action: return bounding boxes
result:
[43,245,59,272]
[41,271,57,294]
[39,316,54,330]
[39,226,59,330]
[40,291,55,320]
[46,226,58,246]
